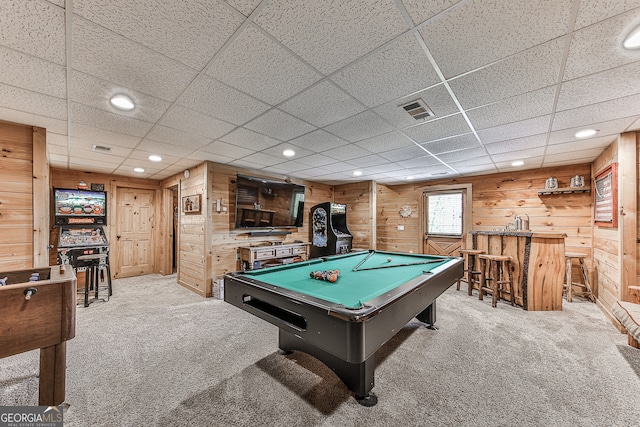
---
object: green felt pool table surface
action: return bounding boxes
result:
[239,250,453,309]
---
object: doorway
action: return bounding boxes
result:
[421,184,472,256]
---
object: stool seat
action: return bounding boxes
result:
[456,249,485,295]
[478,254,514,307]
[563,253,594,303]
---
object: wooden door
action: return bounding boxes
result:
[114,188,155,278]
[422,189,467,256]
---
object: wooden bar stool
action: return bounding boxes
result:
[478,254,515,308]
[457,249,484,296]
[563,252,594,302]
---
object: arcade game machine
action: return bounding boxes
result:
[309,202,353,258]
[53,187,111,306]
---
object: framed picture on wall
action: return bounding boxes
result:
[182,194,201,213]
[593,163,618,227]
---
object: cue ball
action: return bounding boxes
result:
[387,257,392,262]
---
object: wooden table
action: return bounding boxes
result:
[471,231,566,311]
[0,266,76,405]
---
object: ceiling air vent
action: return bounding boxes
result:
[400,98,434,120]
[92,144,111,153]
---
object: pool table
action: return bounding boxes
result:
[223,250,463,406]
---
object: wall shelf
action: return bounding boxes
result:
[538,186,590,195]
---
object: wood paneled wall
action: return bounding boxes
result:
[376,163,593,266]
[334,181,376,250]
[0,121,34,270]
[204,162,334,295]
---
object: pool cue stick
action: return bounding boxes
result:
[352,250,376,271]
[354,259,443,271]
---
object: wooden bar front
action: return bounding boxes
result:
[471,231,566,311]
[0,266,76,405]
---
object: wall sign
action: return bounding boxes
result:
[593,163,617,227]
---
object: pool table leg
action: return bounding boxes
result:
[278,329,377,406]
[416,300,437,330]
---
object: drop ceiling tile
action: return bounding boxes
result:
[403,114,472,144]
[0,46,66,98]
[296,154,341,167]
[244,109,316,141]
[476,115,551,145]
[0,1,65,65]
[355,131,415,153]
[354,160,404,173]
[75,0,243,70]
[402,0,464,25]
[71,123,142,149]
[187,150,236,165]
[0,107,67,135]
[145,125,211,150]
[548,117,636,145]
[126,149,179,164]
[380,146,433,162]
[437,147,488,163]
[421,133,480,155]
[542,148,604,162]
[346,154,394,168]
[137,139,198,157]
[0,84,67,120]
[112,165,160,177]
[574,0,640,29]
[279,81,366,128]
[261,143,314,160]
[490,147,546,162]
[331,34,440,108]
[253,0,409,74]
[229,158,269,171]
[179,75,271,126]
[484,134,547,155]
[449,161,497,175]
[564,10,640,81]
[546,135,616,155]
[552,93,640,131]
[71,104,153,138]
[629,117,640,131]
[495,156,543,171]
[466,87,557,130]
[73,18,197,102]
[322,143,373,161]
[418,0,573,78]
[68,162,117,174]
[220,127,282,151]
[47,132,67,148]
[70,137,133,157]
[449,38,565,110]
[200,140,256,160]
[69,151,123,168]
[233,152,284,167]
[206,25,320,105]
[557,61,640,111]
[262,160,312,173]
[289,129,349,153]
[72,72,171,123]
[324,110,395,143]
[159,106,235,140]
[394,154,441,168]
[373,84,459,129]
[541,155,600,168]
[224,0,262,17]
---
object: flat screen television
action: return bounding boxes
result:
[234,174,305,229]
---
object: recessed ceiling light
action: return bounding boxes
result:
[110,94,135,111]
[405,176,414,180]
[282,149,295,157]
[623,24,640,49]
[512,160,525,167]
[148,155,162,162]
[133,167,145,173]
[353,170,362,176]
[575,129,597,139]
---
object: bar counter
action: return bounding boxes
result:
[470,230,566,311]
